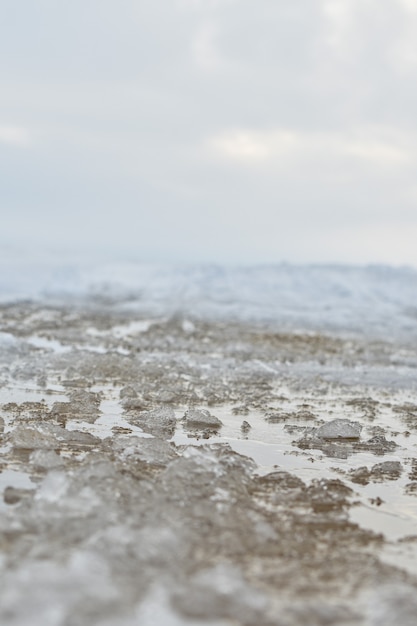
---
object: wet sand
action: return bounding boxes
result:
[1,301,417,625]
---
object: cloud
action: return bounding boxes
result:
[207,126,412,168]
[400,0,417,12]
[208,129,294,161]
[0,126,31,147]
[1,0,417,266]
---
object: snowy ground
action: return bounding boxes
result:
[1,262,417,625]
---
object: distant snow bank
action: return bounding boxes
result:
[1,256,416,340]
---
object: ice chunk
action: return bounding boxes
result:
[350,461,403,485]
[30,449,64,470]
[69,389,101,411]
[349,466,371,485]
[9,424,61,449]
[371,461,402,478]
[119,385,138,399]
[9,423,99,450]
[362,435,397,453]
[4,486,33,505]
[35,470,69,502]
[135,585,207,626]
[109,436,179,468]
[316,419,362,440]
[182,409,222,431]
[126,407,177,438]
[171,564,267,622]
[51,389,101,424]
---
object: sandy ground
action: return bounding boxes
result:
[1,301,417,625]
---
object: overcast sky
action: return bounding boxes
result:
[1,0,417,266]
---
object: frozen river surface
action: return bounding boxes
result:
[1,262,417,625]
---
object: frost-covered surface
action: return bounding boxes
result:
[1,263,417,625]
[1,258,417,340]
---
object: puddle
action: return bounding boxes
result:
[379,540,417,577]
[171,401,417,549]
[350,504,417,541]
[2,378,417,551]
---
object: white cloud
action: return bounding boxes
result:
[399,0,417,13]
[344,138,409,164]
[208,127,412,168]
[0,126,31,147]
[208,130,297,161]
[2,0,417,266]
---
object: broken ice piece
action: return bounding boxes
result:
[182,409,222,431]
[4,486,34,505]
[316,419,362,440]
[371,461,402,478]
[126,407,177,438]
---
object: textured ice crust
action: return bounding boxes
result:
[1,260,417,341]
[1,272,417,624]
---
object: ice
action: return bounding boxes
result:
[350,461,403,485]
[371,461,403,478]
[135,585,230,626]
[182,409,223,431]
[306,478,353,513]
[35,470,69,503]
[316,419,362,440]
[171,563,268,623]
[0,331,19,346]
[363,435,398,453]
[3,486,33,505]
[125,407,177,438]
[8,423,100,450]
[30,449,64,470]
[2,260,417,341]
[119,385,138,399]
[2,263,417,624]
[9,424,64,449]
[368,585,417,626]
[109,435,178,468]
[51,389,101,424]
[0,552,121,626]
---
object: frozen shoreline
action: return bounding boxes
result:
[1,259,417,340]
[1,293,417,624]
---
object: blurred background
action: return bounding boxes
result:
[1,0,417,266]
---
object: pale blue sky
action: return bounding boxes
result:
[1,0,417,265]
